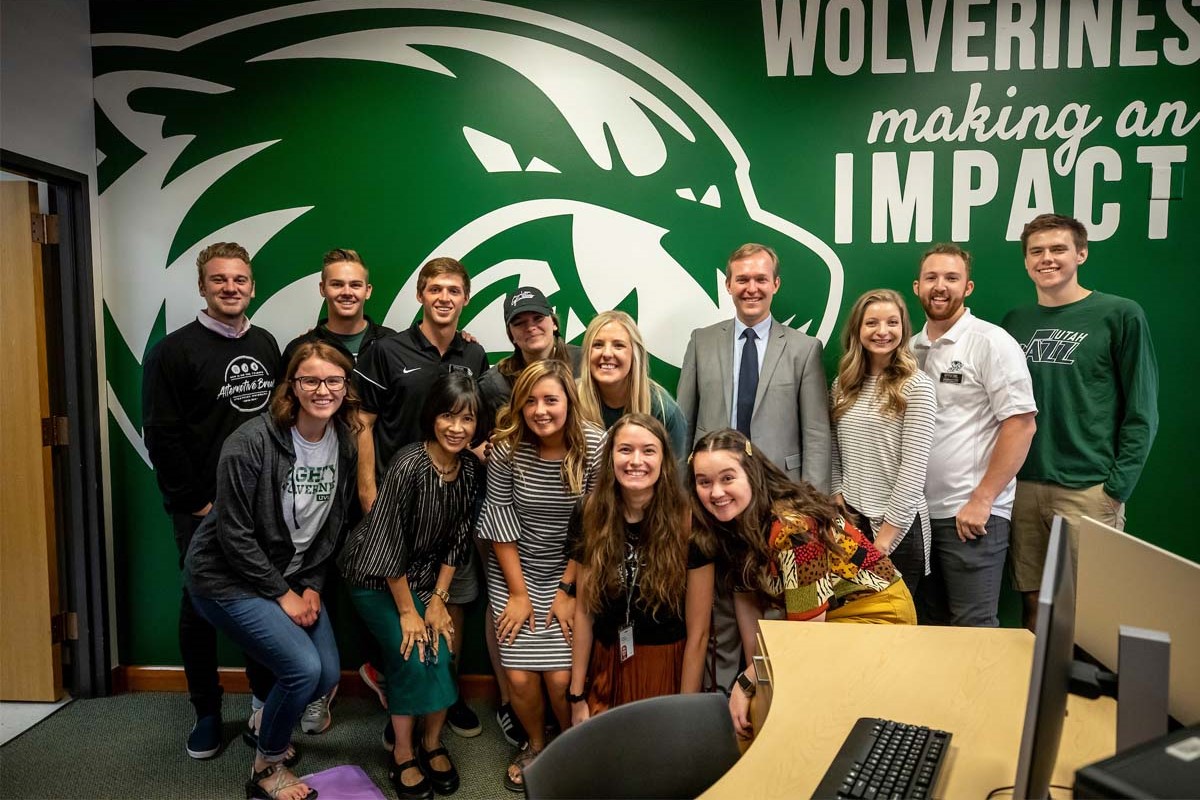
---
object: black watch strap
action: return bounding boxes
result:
[736,671,757,697]
[558,580,577,597]
[566,688,587,704]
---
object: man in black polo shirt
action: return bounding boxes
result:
[142,241,280,759]
[355,256,489,738]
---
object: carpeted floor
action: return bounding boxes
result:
[0,692,522,799]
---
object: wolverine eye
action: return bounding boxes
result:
[463,127,560,174]
[464,127,521,172]
[676,185,721,207]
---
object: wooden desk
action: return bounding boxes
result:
[703,622,1116,799]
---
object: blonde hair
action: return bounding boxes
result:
[494,359,590,495]
[577,311,659,427]
[831,288,919,421]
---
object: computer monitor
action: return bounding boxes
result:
[1013,517,1076,800]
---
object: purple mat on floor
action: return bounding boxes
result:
[300,764,387,800]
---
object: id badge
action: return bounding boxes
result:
[618,624,635,662]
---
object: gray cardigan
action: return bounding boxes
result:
[184,412,356,600]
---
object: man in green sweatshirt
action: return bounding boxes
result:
[1002,213,1159,629]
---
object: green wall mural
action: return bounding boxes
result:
[92,0,1200,668]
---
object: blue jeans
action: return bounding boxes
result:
[192,593,340,760]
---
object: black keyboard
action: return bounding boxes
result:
[812,717,952,800]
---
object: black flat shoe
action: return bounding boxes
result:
[389,757,434,800]
[418,744,460,795]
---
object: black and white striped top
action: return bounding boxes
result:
[478,424,606,670]
[338,442,482,600]
[831,373,937,572]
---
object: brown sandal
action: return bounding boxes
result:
[503,742,542,793]
[246,762,316,800]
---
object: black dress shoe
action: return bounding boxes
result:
[389,757,433,800]
[418,744,460,795]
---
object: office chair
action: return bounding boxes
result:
[522,692,741,799]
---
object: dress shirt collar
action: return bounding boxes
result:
[197,310,250,339]
[733,315,773,343]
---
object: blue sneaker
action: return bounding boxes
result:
[186,713,222,759]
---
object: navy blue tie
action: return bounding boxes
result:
[737,328,758,436]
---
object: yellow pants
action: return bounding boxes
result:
[827,580,917,625]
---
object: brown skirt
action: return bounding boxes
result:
[586,636,686,716]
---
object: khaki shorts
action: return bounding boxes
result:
[1009,481,1126,592]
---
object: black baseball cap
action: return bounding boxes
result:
[504,286,554,324]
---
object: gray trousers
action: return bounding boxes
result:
[919,515,1010,627]
[704,581,741,694]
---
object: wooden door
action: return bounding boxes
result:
[0,179,63,701]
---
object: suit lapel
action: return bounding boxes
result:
[754,321,787,411]
[718,321,734,418]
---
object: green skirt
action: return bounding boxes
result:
[349,585,457,716]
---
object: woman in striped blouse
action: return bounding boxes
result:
[477,359,606,792]
[830,288,937,605]
[338,373,483,800]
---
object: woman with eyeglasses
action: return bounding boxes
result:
[477,359,606,792]
[576,311,689,464]
[185,341,360,800]
[566,414,713,724]
[687,429,916,740]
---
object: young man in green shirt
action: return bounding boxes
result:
[1002,213,1159,629]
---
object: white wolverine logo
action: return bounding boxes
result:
[510,290,536,307]
[94,1,843,460]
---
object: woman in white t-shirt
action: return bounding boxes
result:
[185,341,360,800]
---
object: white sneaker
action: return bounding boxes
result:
[301,685,337,735]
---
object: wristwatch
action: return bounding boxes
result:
[735,671,757,698]
[566,688,587,704]
[557,580,577,597]
[432,587,451,603]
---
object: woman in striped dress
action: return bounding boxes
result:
[830,289,937,605]
[338,373,483,799]
[477,359,605,792]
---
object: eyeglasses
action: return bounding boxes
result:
[292,375,347,392]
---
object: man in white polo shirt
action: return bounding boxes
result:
[911,244,1037,626]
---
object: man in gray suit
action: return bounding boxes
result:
[677,242,832,691]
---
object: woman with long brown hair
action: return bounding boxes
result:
[688,428,915,739]
[830,288,937,604]
[476,359,606,792]
[566,414,713,723]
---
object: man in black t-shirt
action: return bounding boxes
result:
[142,242,280,760]
[281,248,395,370]
[355,256,489,739]
[281,248,396,735]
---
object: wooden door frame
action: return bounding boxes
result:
[1,149,111,698]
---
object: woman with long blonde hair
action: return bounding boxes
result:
[476,359,606,792]
[566,414,713,724]
[830,289,936,604]
[576,311,689,461]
